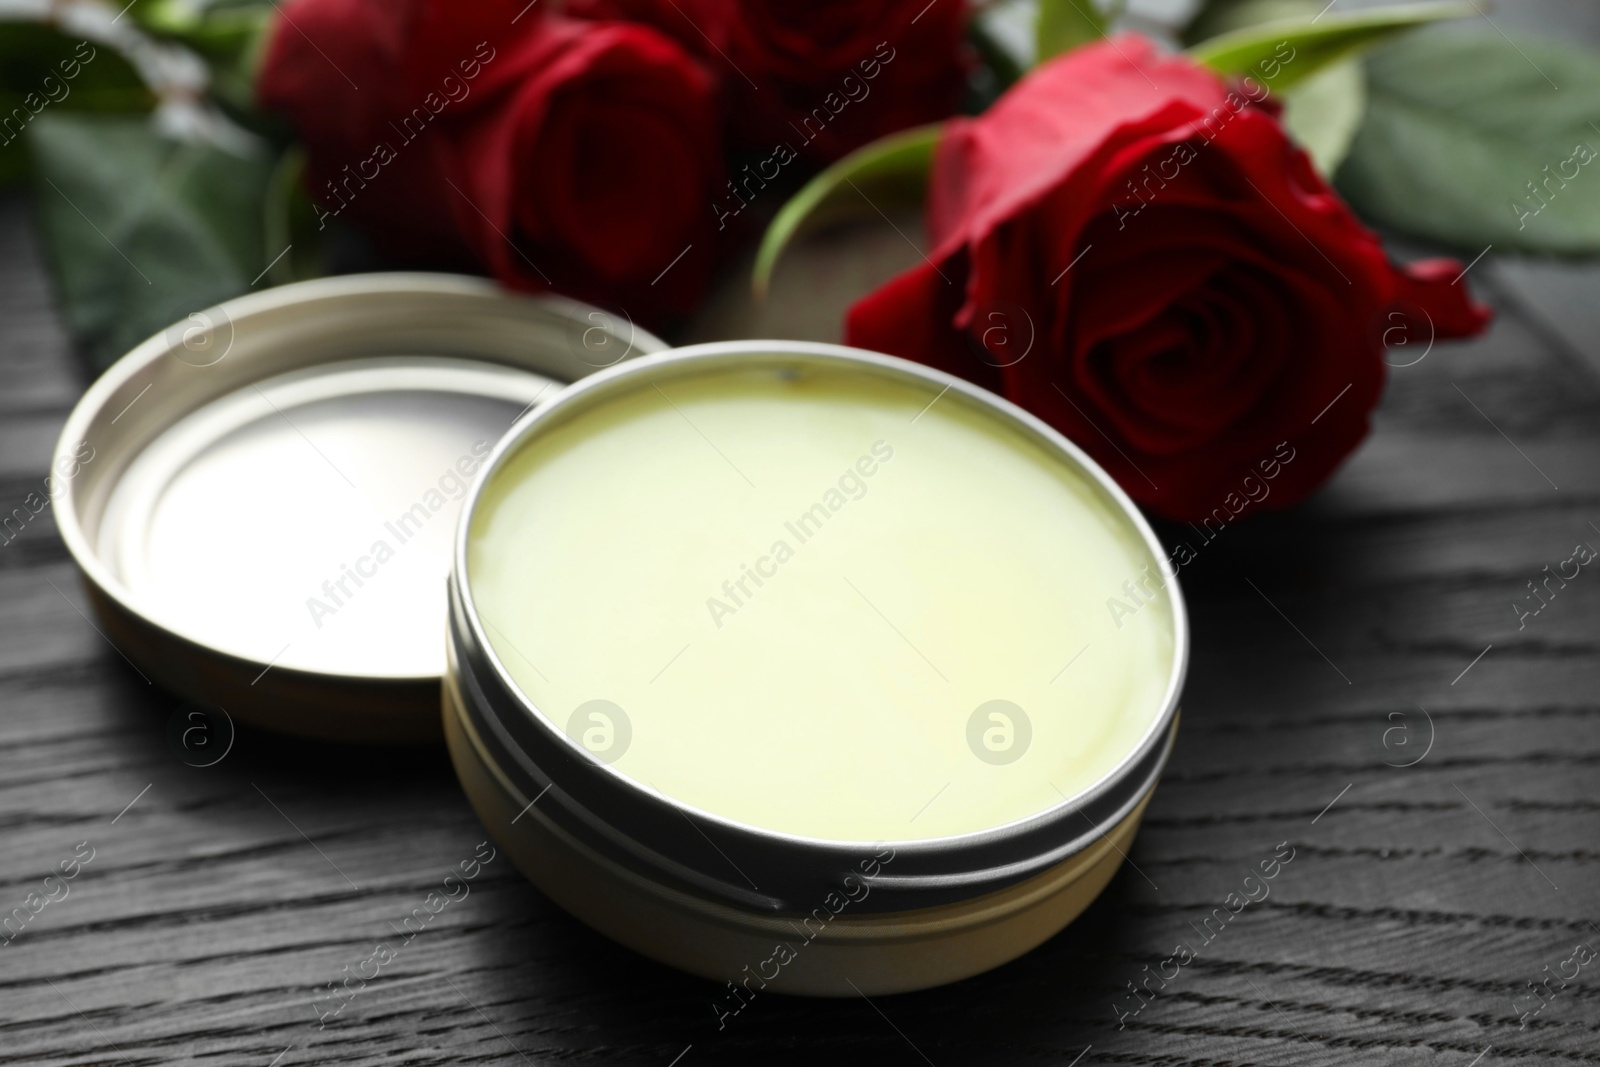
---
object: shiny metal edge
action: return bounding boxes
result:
[448,341,1189,909]
[49,273,664,742]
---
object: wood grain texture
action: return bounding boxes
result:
[3,113,1600,1067]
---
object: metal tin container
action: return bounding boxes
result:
[445,342,1187,995]
[52,273,661,743]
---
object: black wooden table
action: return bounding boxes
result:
[3,160,1599,1067]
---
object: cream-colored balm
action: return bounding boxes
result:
[468,364,1175,843]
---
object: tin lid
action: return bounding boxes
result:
[52,273,663,743]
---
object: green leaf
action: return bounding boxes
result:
[0,23,154,183]
[1281,57,1366,176]
[1036,0,1104,65]
[1183,0,1320,46]
[752,123,940,299]
[1189,2,1475,92]
[29,112,278,369]
[1336,29,1600,254]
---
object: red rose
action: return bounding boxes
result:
[258,4,722,319]
[845,35,1491,522]
[255,0,518,265]
[565,0,969,161]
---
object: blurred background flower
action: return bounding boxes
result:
[565,0,972,161]
[258,3,726,318]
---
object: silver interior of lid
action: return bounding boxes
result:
[97,358,554,678]
[54,273,665,693]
